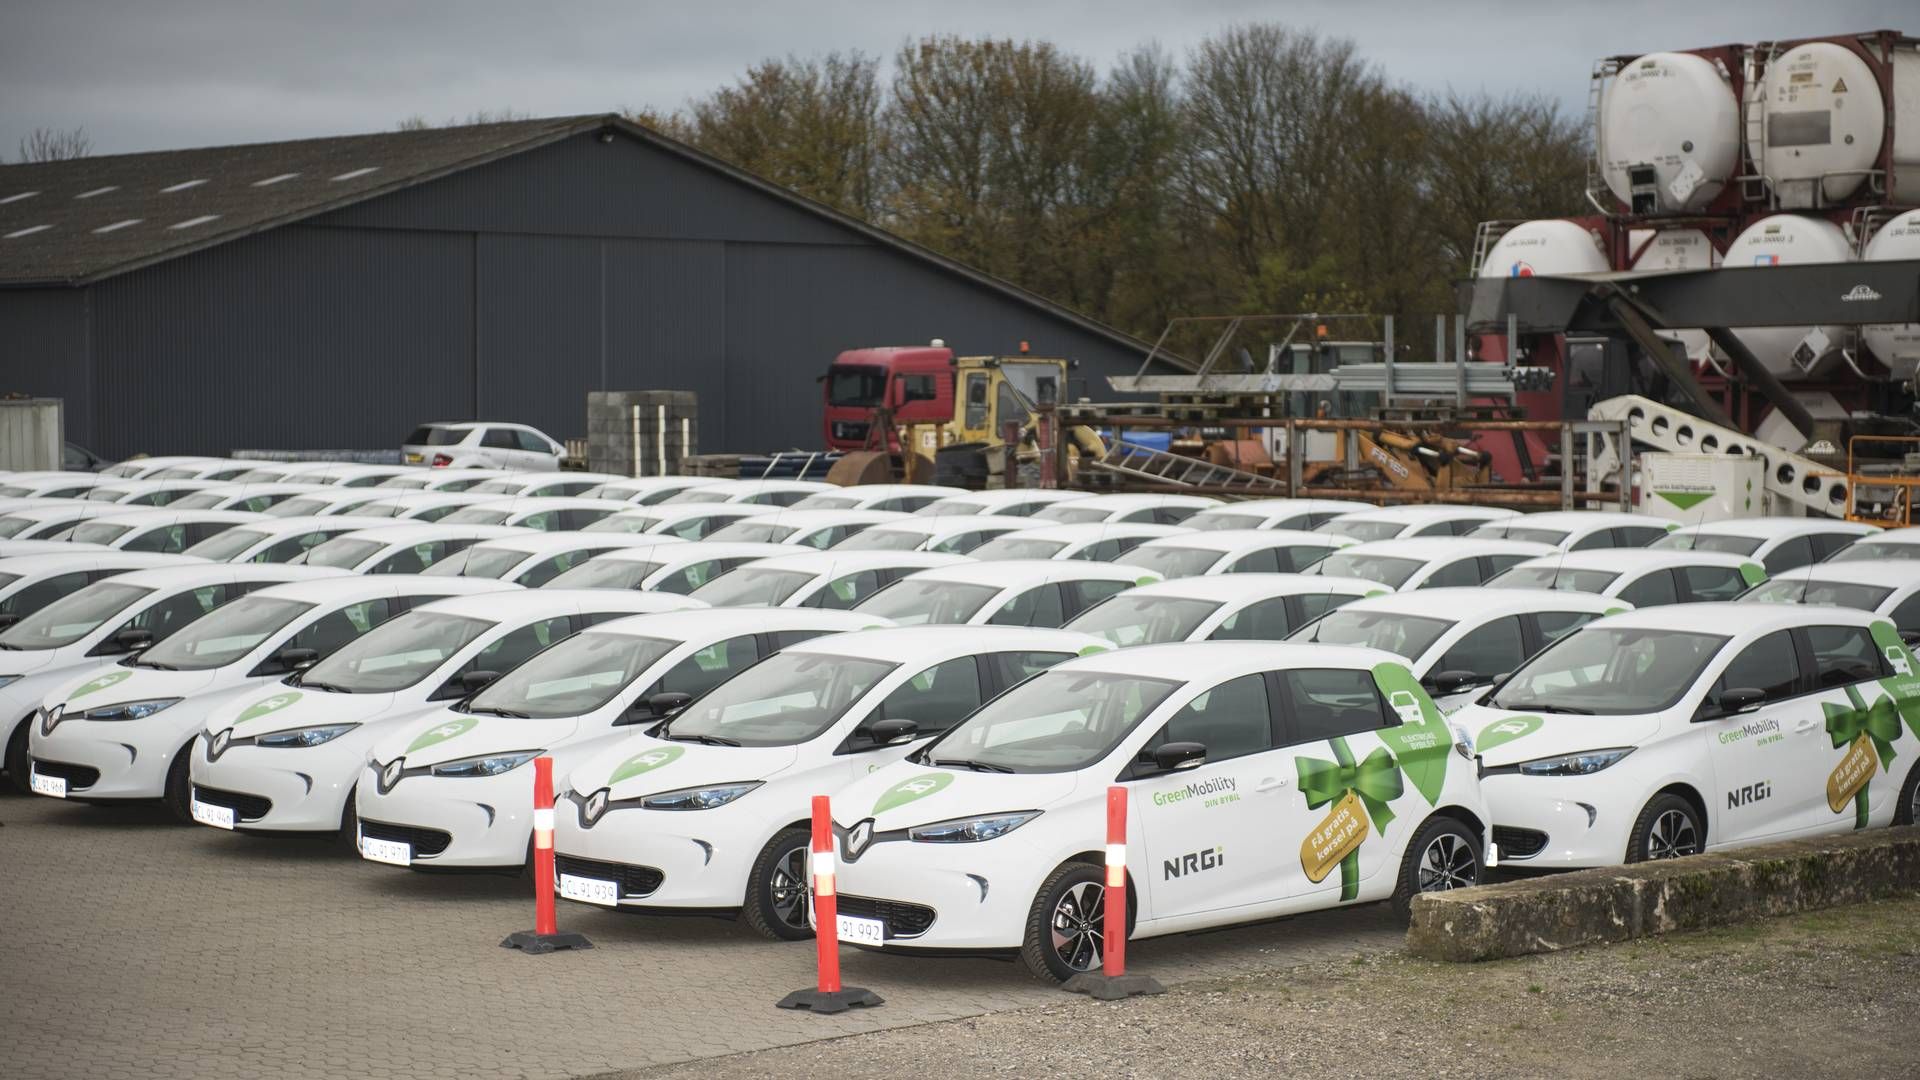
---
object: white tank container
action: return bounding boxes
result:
[1725,214,1853,377]
[1862,208,1920,379]
[1598,52,1741,212]
[1753,41,1886,208]
[1627,228,1719,361]
[1477,219,1608,279]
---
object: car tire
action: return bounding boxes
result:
[1626,792,1703,863]
[4,715,28,794]
[1020,860,1131,984]
[162,743,194,823]
[1391,815,1483,921]
[742,827,815,941]
[1896,762,1920,827]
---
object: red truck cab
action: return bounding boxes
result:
[822,344,956,451]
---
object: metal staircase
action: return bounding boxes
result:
[1587,395,1847,517]
[1088,440,1286,492]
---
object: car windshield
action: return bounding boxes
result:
[1036,507,1115,525]
[1062,595,1222,647]
[1115,545,1222,579]
[0,583,153,650]
[139,596,316,670]
[1653,532,1763,556]
[826,366,887,407]
[853,579,998,624]
[303,537,384,569]
[665,490,732,504]
[407,426,466,446]
[831,528,925,551]
[917,501,984,517]
[1740,578,1894,611]
[431,547,526,580]
[664,652,897,747]
[70,522,134,545]
[1473,526,1569,546]
[970,537,1069,561]
[170,494,226,509]
[1490,627,1728,716]
[689,568,815,607]
[350,503,409,518]
[583,514,662,534]
[1826,540,1920,564]
[466,631,678,718]
[298,611,494,693]
[705,522,797,544]
[266,498,329,517]
[1288,608,1453,660]
[1484,566,1621,593]
[923,669,1181,773]
[546,559,661,590]
[1317,518,1405,541]
[0,516,39,538]
[1186,512,1264,532]
[441,508,511,525]
[184,528,270,561]
[1312,552,1424,588]
[794,495,859,510]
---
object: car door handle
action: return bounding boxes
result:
[1255,777,1288,793]
[1793,719,1818,733]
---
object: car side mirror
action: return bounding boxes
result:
[460,669,500,694]
[1425,669,1485,695]
[275,647,320,672]
[1704,686,1767,720]
[1901,630,1920,649]
[866,717,919,747]
[0,613,20,631]
[647,691,692,718]
[1151,741,1207,773]
[111,627,155,653]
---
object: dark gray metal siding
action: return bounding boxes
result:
[0,288,92,446]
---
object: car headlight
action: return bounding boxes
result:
[254,724,358,748]
[76,698,182,722]
[639,782,762,811]
[1514,747,1634,777]
[908,811,1041,843]
[0,675,21,689]
[428,749,543,778]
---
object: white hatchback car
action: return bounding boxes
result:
[1182,498,1373,533]
[374,468,509,492]
[465,472,632,499]
[967,523,1190,563]
[354,608,883,871]
[1030,494,1220,526]
[1310,538,1556,590]
[829,642,1491,981]
[915,490,1093,518]
[554,626,1104,935]
[1485,549,1763,607]
[180,516,394,564]
[828,515,1033,556]
[1115,530,1355,578]
[438,497,621,532]
[1653,518,1880,574]
[688,551,970,610]
[661,479,834,507]
[1467,511,1674,551]
[169,483,335,514]
[25,575,515,817]
[297,524,532,574]
[257,488,396,518]
[853,561,1159,627]
[1824,529,1920,564]
[402,422,566,470]
[1455,605,1920,868]
[582,477,726,505]
[581,504,771,541]
[1313,505,1519,542]
[701,509,907,550]
[1062,573,1385,647]
[187,589,704,837]
[63,509,266,554]
[543,542,789,595]
[420,533,673,588]
[1741,562,1920,638]
[334,492,500,522]
[791,484,969,513]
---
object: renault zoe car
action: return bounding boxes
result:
[1062,573,1383,647]
[1180,498,1372,533]
[853,561,1158,627]
[1484,549,1762,607]
[686,551,969,610]
[1115,530,1355,579]
[1309,538,1555,590]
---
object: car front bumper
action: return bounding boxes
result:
[1481,773,1636,868]
[354,763,534,869]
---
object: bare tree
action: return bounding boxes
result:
[16,126,91,162]
[682,52,884,217]
[394,109,530,132]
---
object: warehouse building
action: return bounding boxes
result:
[0,114,1163,459]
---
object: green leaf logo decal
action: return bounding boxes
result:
[237,691,303,726]
[1368,662,1448,806]
[1738,562,1766,587]
[1475,715,1543,752]
[609,744,685,785]
[1077,643,1109,656]
[1135,576,1157,587]
[873,771,954,815]
[407,717,479,753]
[69,670,132,700]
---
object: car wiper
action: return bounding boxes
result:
[1494,701,1594,715]
[295,678,350,693]
[929,757,1013,773]
[134,659,177,670]
[467,706,529,718]
[666,732,740,747]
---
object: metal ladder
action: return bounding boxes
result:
[1088,439,1286,492]
[1587,395,1846,517]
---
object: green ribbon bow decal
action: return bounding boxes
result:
[1296,736,1403,900]
[1823,684,1904,830]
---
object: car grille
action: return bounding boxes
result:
[836,894,936,939]
[30,759,100,789]
[358,818,452,858]
[553,854,665,899]
[1493,826,1547,860]
[191,784,272,822]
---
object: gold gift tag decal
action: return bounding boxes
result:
[1301,791,1370,884]
[1826,734,1876,814]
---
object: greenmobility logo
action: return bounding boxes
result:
[1716,718,1782,747]
[1151,776,1238,809]
[609,745,685,785]
[1475,715,1542,752]
[237,692,303,725]
[407,717,479,753]
[70,671,132,700]
[873,771,954,815]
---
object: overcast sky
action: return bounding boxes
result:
[2,1,1913,158]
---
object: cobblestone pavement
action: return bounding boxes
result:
[0,792,1400,1079]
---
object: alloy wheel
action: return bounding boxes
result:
[1647,808,1700,860]
[1416,833,1477,892]
[769,845,810,931]
[1049,880,1105,972]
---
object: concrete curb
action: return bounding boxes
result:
[1407,826,1920,962]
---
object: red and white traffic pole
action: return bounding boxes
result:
[501,756,593,954]
[1063,785,1163,999]
[777,794,882,1013]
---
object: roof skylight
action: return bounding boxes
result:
[0,191,39,205]
[160,179,208,193]
[330,167,380,181]
[75,186,119,199]
[252,173,299,187]
[4,225,52,239]
[169,215,221,230]
[94,219,143,233]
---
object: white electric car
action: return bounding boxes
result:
[1455,605,1920,869]
[258,488,398,518]
[554,625,1105,935]
[1115,530,1355,579]
[373,467,509,492]
[1030,494,1220,526]
[1484,549,1762,606]
[791,484,968,513]
[187,589,704,837]
[420,533,672,588]
[99,456,229,481]
[143,459,257,482]
[0,551,198,628]
[1310,538,1556,590]
[168,483,335,513]
[966,523,1190,563]
[915,490,1092,518]
[180,516,393,564]
[1466,511,1673,551]
[1653,518,1880,574]
[580,504,770,540]
[687,551,970,610]
[581,477,726,505]
[542,542,788,595]
[0,475,120,499]
[333,492,500,522]
[854,561,1159,627]
[1825,529,1920,564]
[353,608,883,871]
[660,479,834,507]
[1062,574,1384,647]
[828,642,1491,981]
[1313,505,1518,542]
[1182,498,1373,533]
[438,497,621,532]
[26,575,514,816]
[296,524,532,574]
[62,508,265,554]
[1741,562,1920,638]
[80,479,228,507]
[828,515,1033,555]
[701,509,907,550]
[465,472,632,499]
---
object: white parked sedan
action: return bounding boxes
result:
[420,532,674,588]
[660,479,835,507]
[402,422,566,471]
[1182,498,1373,533]
[1740,561,1920,638]
[829,642,1491,981]
[688,551,970,610]
[1455,605,1920,869]
[580,504,771,540]
[180,516,394,564]
[187,589,704,837]
[438,497,621,532]
[1309,538,1556,590]
[1030,493,1219,526]
[829,515,1041,556]
[701,509,907,550]
[354,608,883,871]
[1115,529,1356,578]
[1653,518,1880,574]
[1484,549,1762,607]
[1313,505,1518,542]
[554,626,1104,935]
[1062,573,1384,647]
[791,484,968,513]
[25,576,515,817]
[296,524,532,574]
[542,542,789,595]
[914,489,1092,518]
[967,523,1190,562]
[1466,511,1673,551]
[853,561,1158,627]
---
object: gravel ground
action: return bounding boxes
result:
[608,891,1920,1080]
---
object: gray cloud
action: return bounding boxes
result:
[2,0,1913,157]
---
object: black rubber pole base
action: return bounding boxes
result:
[775,986,884,1014]
[500,930,594,954]
[1062,971,1165,1001]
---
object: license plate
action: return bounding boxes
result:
[190,798,235,830]
[404,452,422,464]
[558,873,619,907]
[836,913,885,947]
[360,835,411,866]
[28,769,66,798]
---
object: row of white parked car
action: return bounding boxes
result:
[5,458,1920,983]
